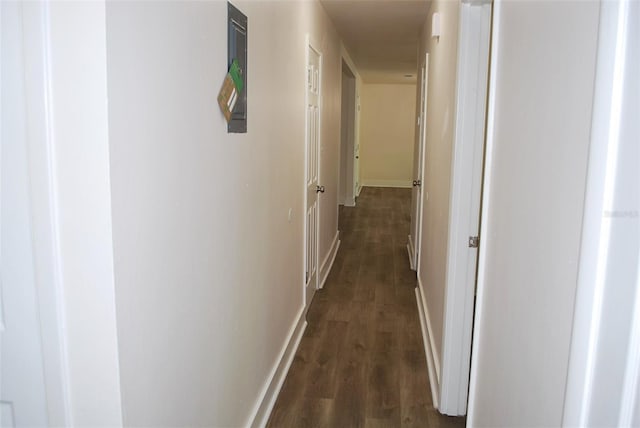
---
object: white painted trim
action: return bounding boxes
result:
[344,198,356,208]
[439,1,491,417]
[415,284,440,408]
[20,3,72,424]
[340,43,361,82]
[466,0,502,425]
[319,231,340,289]
[341,45,362,205]
[407,236,416,271]
[418,281,441,384]
[338,56,358,213]
[562,1,638,425]
[0,0,3,333]
[620,258,640,426]
[41,3,123,423]
[361,180,413,188]
[247,306,308,428]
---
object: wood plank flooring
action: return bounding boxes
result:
[267,187,466,428]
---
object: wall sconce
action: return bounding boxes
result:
[432,12,441,40]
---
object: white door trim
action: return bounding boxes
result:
[340,46,361,202]
[562,0,640,425]
[416,54,428,268]
[18,2,124,424]
[466,0,501,423]
[439,1,492,416]
[339,60,357,208]
[20,3,72,424]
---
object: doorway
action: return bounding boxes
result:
[339,60,357,207]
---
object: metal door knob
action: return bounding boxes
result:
[316,185,325,193]
[413,180,421,187]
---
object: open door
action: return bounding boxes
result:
[414,1,492,415]
[1,2,50,424]
[304,38,322,310]
[438,2,492,414]
[408,54,429,270]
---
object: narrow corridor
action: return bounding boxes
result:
[267,187,465,427]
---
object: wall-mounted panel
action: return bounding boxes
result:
[228,2,247,133]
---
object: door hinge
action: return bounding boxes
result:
[468,236,479,248]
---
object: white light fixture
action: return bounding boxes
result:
[432,12,441,39]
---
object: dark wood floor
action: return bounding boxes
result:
[267,187,466,428]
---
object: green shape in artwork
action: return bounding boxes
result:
[229,59,244,93]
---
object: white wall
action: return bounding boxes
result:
[416,0,460,371]
[468,1,600,426]
[360,83,416,188]
[105,1,346,425]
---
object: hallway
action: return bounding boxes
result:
[267,187,465,427]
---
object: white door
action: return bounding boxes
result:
[304,41,321,309]
[1,2,49,425]
[353,95,360,197]
[409,54,429,270]
[440,2,492,414]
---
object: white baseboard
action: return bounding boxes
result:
[247,307,308,428]
[362,179,413,188]
[415,282,441,409]
[407,235,416,271]
[319,231,340,289]
[341,196,356,207]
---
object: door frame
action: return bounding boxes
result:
[339,60,357,207]
[439,0,492,415]
[5,3,72,424]
[341,47,361,200]
[10,2,124,424]
[560,0,640,424]
[303,34,322,309]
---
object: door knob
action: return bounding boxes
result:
[413,180,421,187]
[316,185,325,193]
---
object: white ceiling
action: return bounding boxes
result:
[320,0,430,83]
